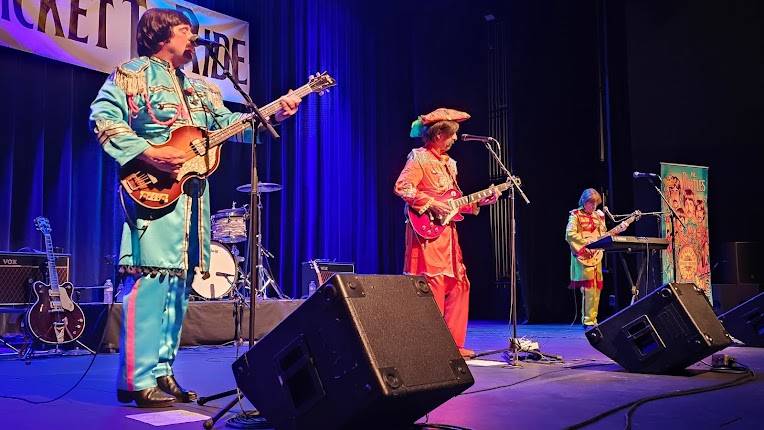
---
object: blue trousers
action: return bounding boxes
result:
[117,198,200,391]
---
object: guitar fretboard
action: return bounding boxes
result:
[43,233,59,290]
[206,82,318,148]
[451,182,510,208]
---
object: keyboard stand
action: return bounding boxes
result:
[614,248,662,305]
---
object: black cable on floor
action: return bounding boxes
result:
[564,366,756,430]
[459,367,571,396]
[412,423,472,430]
[0,304,111,404]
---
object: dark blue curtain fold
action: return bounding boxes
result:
[0,49,121,285]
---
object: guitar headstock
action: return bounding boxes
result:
[308,72,337,96]
[34,216,51,236]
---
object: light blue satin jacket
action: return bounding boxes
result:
[90,56,252,276]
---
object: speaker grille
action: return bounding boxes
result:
[0,253,70,305]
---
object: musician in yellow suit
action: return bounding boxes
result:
[565,188,631,327]
[565,189,607,327]
[90,9,300,407]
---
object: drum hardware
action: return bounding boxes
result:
[199,180,287,300]
[244,184,289,299]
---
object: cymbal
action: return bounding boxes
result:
[236,182,283,193]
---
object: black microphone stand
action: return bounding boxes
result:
[194,43,279,430]
[473,138,559,366]
[644,176,685,282]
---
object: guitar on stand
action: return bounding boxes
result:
[25,217,92,355]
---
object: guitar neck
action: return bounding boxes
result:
[207,82,317,147]
[451,183,509,207]
[43,234,59,290]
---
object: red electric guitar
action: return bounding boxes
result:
[407,182,512,239]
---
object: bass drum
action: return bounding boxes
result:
[192,241,238,299]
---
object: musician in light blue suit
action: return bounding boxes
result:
[89,8,301,408]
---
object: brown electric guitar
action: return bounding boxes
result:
[26,217,86,345]
[120,72,336,209]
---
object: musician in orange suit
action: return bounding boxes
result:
[394,108,501,358]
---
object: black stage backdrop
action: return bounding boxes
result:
[0,0,760,323]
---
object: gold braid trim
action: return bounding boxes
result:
[94,119,137,145]
[114,63,148,96]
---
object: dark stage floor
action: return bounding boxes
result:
[1,322,762,429]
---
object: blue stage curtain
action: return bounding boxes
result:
[0,48,121,286]
[204,0,385,298]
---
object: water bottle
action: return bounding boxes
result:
[308,280,317,297]
[103,279,113,304]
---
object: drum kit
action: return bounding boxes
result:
[190,182,287,301]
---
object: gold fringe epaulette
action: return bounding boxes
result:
[113,57,149,96]
[205,80,225,109]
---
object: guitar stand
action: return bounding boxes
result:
[0,336,20,354]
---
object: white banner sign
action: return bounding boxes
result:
[0,0,249,103]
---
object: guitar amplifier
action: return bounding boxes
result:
[300,260,354,298]
[0,252,70,305]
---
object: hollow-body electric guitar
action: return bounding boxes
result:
[26,217,85,344]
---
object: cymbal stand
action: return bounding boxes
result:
[251,190,288,299]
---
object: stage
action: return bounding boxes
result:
[1,322,762,429]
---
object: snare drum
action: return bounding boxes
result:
[211,207,248,243]
[192,241,238,299]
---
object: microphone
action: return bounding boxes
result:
[460,134,494,143]
[633,171,661,180]
[603,206,617,222]
[190,34,225,48]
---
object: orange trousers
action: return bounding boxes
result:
[425,274,470,349]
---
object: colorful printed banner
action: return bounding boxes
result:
[0,0,249,103]
[660,162,711,299]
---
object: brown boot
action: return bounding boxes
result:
[156,375,198,403]
[117,387,175,408]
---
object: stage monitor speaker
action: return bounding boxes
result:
[232,274,474,430]
[711,283,760,314]
[719,241,761,284]
[0,252,70,305]
[585,283,732,373]
[719,292,764,347]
